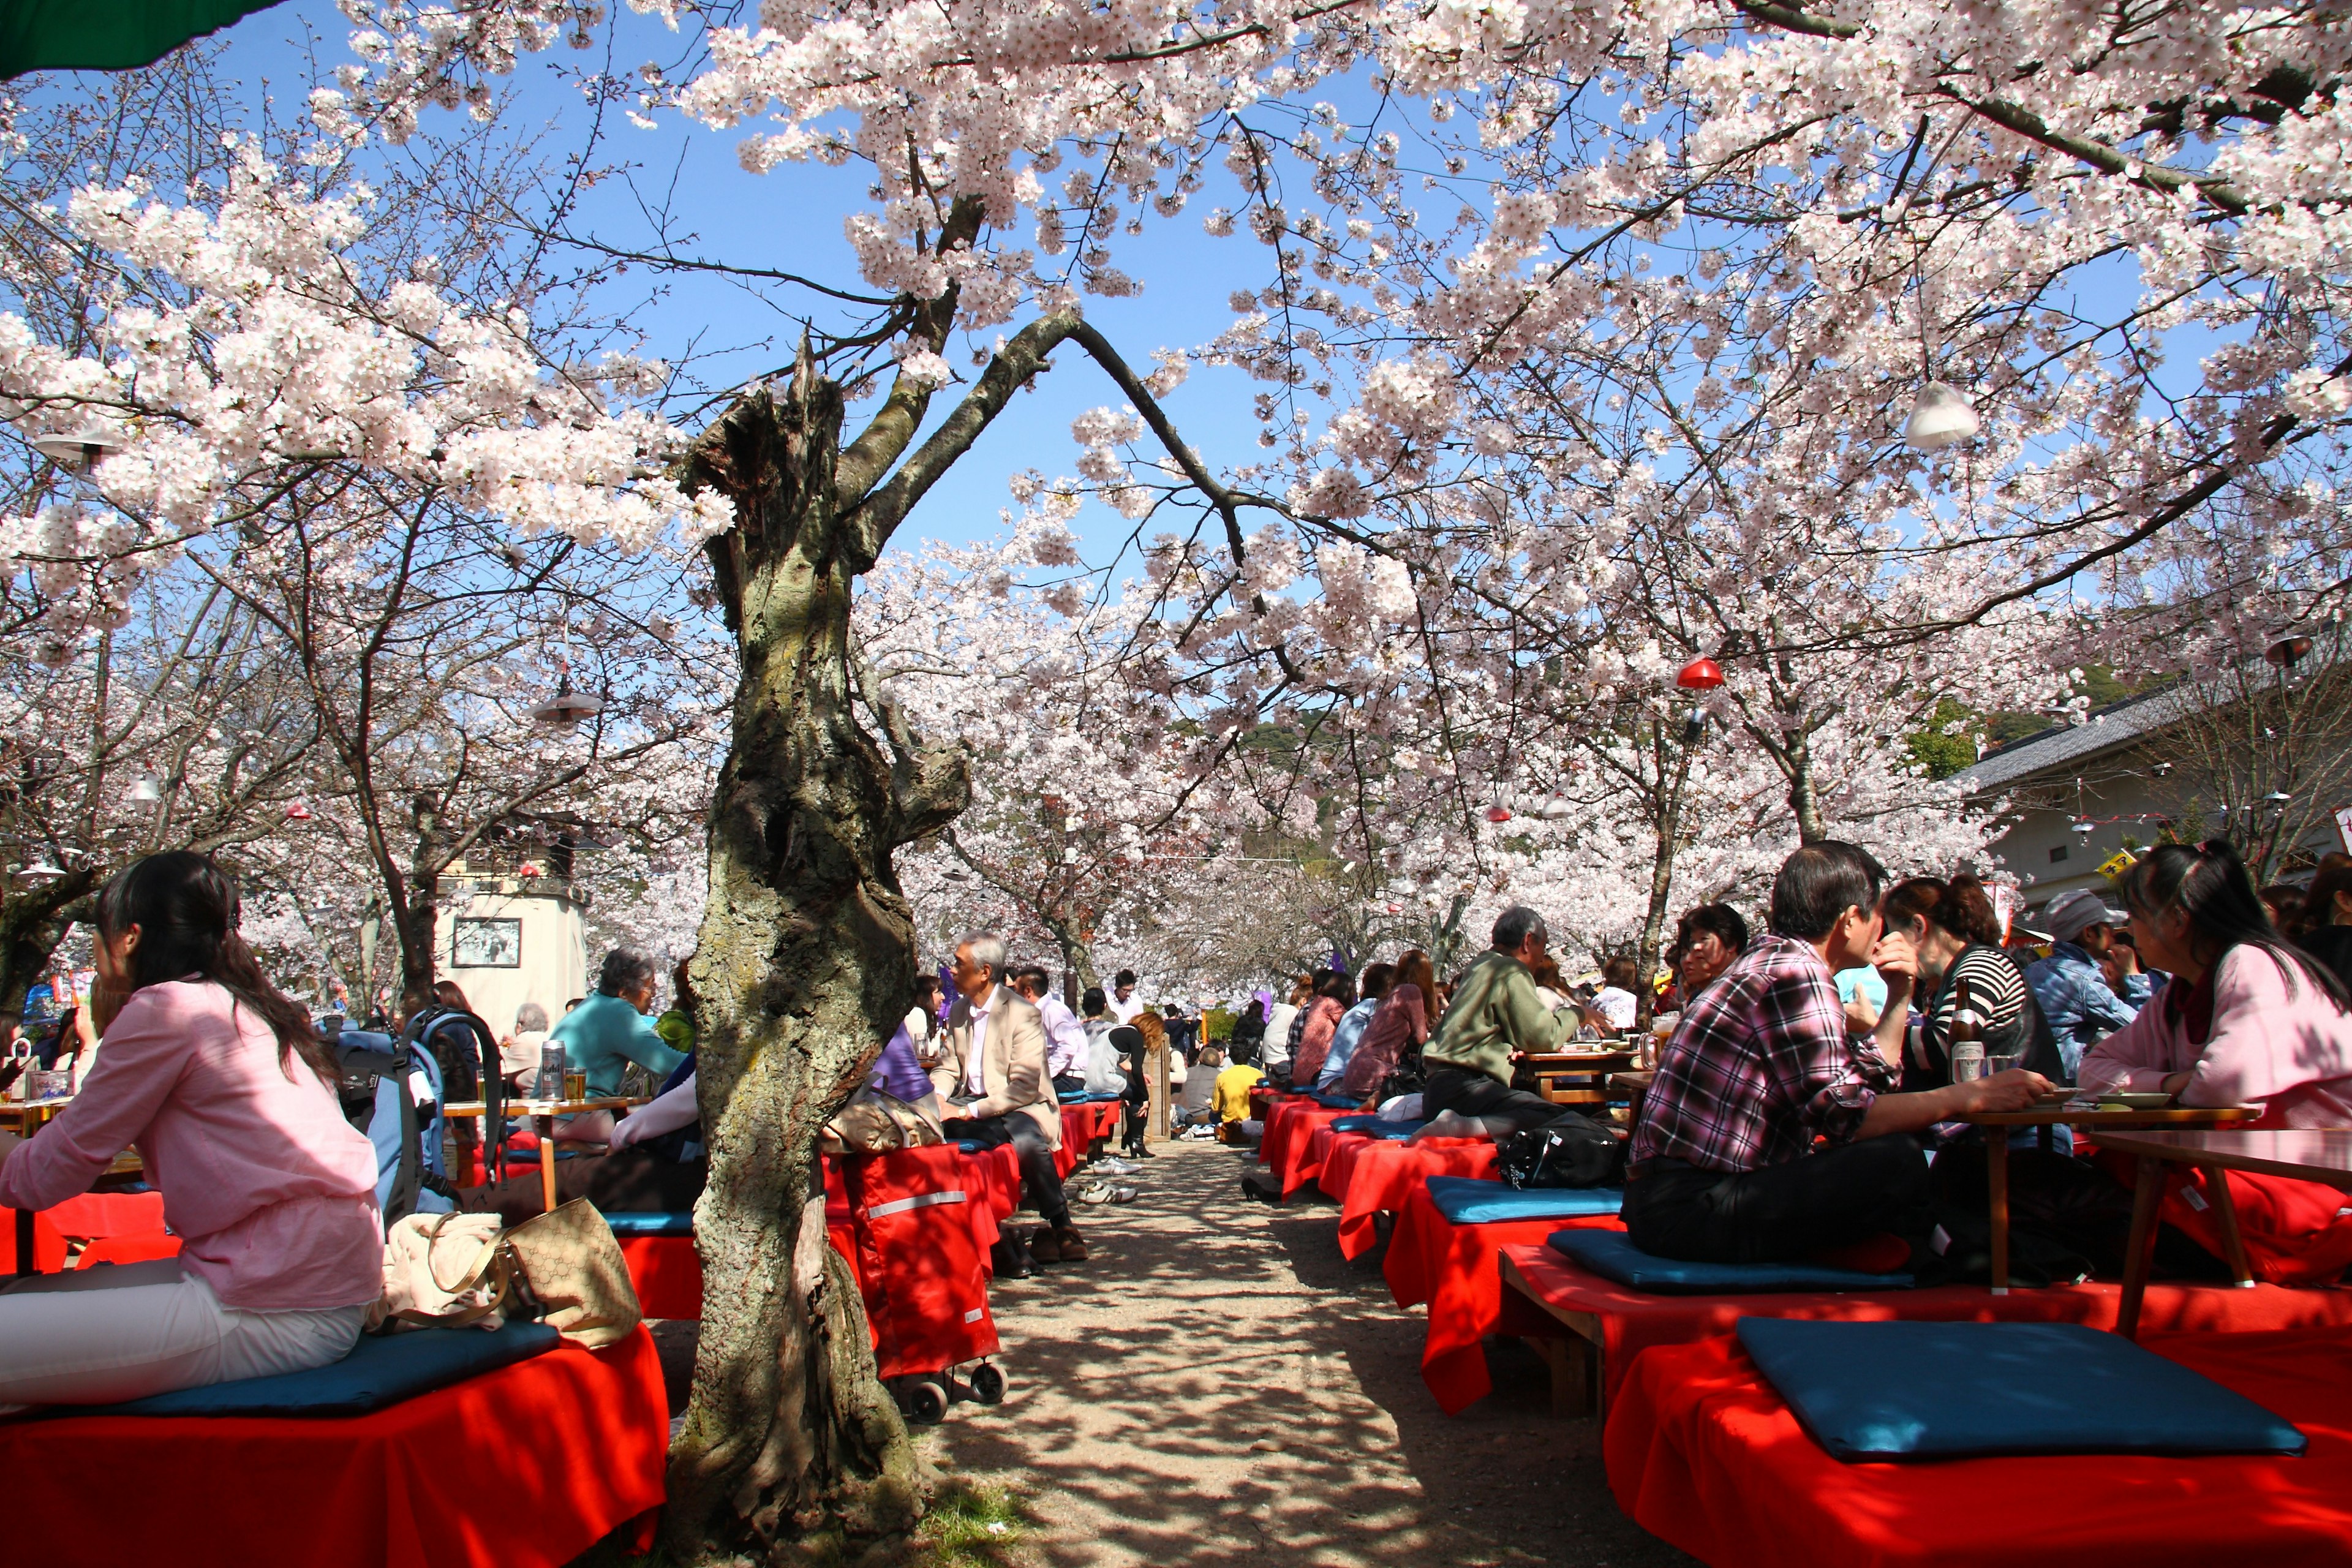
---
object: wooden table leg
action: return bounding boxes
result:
[1987,1134,2011,1294]
[1529,1335,1596,1418]
[2117,1153,2169,1340]
[2200,1162,2257,1287]
[538,1113,558,1213]
[13,1205,34,1278]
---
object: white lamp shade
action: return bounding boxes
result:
[31,427,122,470]
[127,773,164,804]
[528,691,605,727]
[1904,381,1980,451]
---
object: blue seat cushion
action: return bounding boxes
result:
[1548,1230,1912,1294]
[1329,1115,1427,1139]
[1426,1176,1621,1223]
[1311,1093,1363,1110]
[84,1323,563,1419]
[1736,1318,2307,1461]
[597,1210,695,1237]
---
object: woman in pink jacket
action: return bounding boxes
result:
[2082,840,2352,1124]
[2081,840,2352,1282]
[0,853,382,1406]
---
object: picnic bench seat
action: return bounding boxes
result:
[0,1324,666,1568]
[1605,1324,2352,1567]
[1498,1240,2352,1417]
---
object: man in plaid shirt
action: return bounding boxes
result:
[1627,842,2049,1268]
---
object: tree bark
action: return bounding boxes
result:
[663,367,966,1561]
[1633,719,1695,1038]
[396,795,444,1017]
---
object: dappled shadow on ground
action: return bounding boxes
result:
[924,1142,1694,1568]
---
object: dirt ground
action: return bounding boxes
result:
[900,1137,1698,1568]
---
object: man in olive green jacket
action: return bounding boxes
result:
[1423,906,1577,1133]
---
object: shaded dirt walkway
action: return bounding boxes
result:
[919,1139,1695,1568]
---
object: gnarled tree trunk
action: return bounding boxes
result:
[664,368,965,1561]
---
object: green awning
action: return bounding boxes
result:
[1,1,285,79]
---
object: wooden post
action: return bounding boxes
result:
[1148,1041,1169,1142]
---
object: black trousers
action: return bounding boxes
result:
[1051,1072,1088,1097]
[1623,1136,1934,1266]
[1118,1049,1150,1149]
[1422,1065,1565,1136]
[943,1112,1071,1229]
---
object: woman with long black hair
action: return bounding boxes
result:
[2082,840,2352,1124]
[0,853,382,1406]
[2081,840,2352,1284]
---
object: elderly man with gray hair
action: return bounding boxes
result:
[1420,905,1580,1134]
[932,933,1085,1265]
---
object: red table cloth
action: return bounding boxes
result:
[1606,1326,2352,1568]
[1309,1125,1363,1199]
[1333,1139,1499,1260]
[1498,1242,2352,1406]
[619,1234,706,1320]
[0,1327,668,1568]
[1383,1179,1624,1414]
[1261,1100,1352,1198]
[1053,1100,1124,1175]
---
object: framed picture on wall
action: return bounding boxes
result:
[451,916,523,968]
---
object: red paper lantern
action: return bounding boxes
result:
[1485,805,1512,823]
[1676,656,1725,690]
[284,801,314,821]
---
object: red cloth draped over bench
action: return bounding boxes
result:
[619,1235,706,1321]
[1260,1099,1351,1197]
[1330,1139,1499,1260]
[3,1191,170,1272]
[1054,1101,1123,1175]
[1384,1180,1624,1414]
[0,1327,668,1568]
[1498,1242,2352,1406]
[1605,1327,2352,1568]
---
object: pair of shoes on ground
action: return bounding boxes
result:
[1026,1224,1089,1263]
[1117,1143,1155,1159]
[989,1235,1035,1279]
[1091,1156,1144,1176]
[1077,1180,1137,1205]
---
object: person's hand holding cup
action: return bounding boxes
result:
[1950,1068,2054,1116]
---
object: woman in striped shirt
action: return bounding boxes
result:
[1879,874,2057,1088]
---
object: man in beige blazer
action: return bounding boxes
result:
[933,933,1085,1264]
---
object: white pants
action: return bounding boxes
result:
[0,1258,364,1407]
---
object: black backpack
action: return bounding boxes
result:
[1498,1116,1628,1189]
[401,1006,507,1190]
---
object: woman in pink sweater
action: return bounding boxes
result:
[2081,840,2352,1126]
[0,853,382,1406]
[2080,840,2352,1283]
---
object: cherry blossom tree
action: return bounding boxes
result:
[4,0,2348,1555]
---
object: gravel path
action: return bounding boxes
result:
[918,1139,1697,1568]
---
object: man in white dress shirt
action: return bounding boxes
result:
[1108,968,1146,1024]
[1012,964,1091,1097]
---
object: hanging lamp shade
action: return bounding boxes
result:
[1539,793,1575,820]
[1903,380,1980,451]
[28,427,122,470]
[1,2,286,79]
[529,677,605,729]
[15,861,63,884]
[1484,804,1512,823]
[2264,635,2313,668]
[285,801,314,821]
[1676,656,1725,691]
[126,772,163,804]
